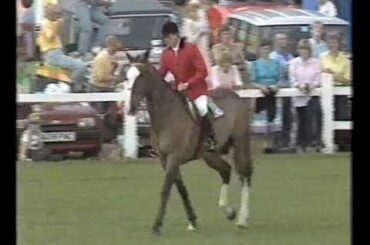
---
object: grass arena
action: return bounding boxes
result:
[17,153,350,245]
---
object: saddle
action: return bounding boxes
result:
[185,97,202,125]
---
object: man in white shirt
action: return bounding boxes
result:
[318,0,338,17]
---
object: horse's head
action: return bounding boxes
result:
[126,50,152,115]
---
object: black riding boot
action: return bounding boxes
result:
[202,115,217,152]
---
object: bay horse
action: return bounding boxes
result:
[126,51,253,235]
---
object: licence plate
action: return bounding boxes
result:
[41,132,76,142]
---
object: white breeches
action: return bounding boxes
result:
[194,95,208,117]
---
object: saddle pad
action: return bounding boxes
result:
[186,98,200,122]
[36,66,72,83]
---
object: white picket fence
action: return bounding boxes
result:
[17,74,352,158]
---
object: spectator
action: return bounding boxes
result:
[19,0,36,61]
[90,35,125,93]
[59,0,112,56]
[308,21,328,149]
[211,28,248,84]
[38,4,87,91]
[321,32,351,122]
[322,32,351,151]
[250,40,282,151]
[318,0,338,17]
[89,35,127,114]
[270,33,294,149]
[211,51,243,90]
[309,21,329,58]
[289,39,322,153]
[321,32,351,86]
[182,0,212,88]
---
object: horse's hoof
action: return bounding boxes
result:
[235,220,249,229]
[152,226,162,236]
[187,223,197,231]
[224,207,236,221]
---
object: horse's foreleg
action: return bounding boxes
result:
[152,156,179,235]
[175,171,197,231]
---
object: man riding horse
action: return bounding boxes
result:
[160,21,224,151]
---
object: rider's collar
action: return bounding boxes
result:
[172,39,181,54]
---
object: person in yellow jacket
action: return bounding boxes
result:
[37,3,87,91]
[91,35,126,90]
[89,35,127,112]
[321,32,351,86]
[321,32,351,122]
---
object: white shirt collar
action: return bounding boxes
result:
[172,39,181,54]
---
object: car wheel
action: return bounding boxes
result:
[46,154,65,162]
[29,148,51,161]
[84,151,100,159]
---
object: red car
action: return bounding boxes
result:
[17,103,104,160]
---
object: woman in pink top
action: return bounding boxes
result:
[289,39,322,153]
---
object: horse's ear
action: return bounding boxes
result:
[143,49,151,62]
[126,52,134,63]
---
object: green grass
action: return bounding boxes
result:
[17,153,350,245]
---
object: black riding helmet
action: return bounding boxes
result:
[161,21,179,37]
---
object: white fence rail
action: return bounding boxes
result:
[17,74,352,158]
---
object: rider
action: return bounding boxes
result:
[37,3,87,91]
[160,21,224,152]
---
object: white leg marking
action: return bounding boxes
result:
[187,224,196,231]
[218,184,229,207]
[236,180,250,227]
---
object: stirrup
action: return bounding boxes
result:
[213,108,225,119]
[207,98,224,119]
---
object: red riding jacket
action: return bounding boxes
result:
[160,38,209,100]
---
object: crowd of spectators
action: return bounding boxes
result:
[180,0,351,153]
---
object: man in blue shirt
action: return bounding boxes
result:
[270,33,294,149]
[251,40,283,152]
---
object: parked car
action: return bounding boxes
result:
[17,103,103,160]
[107,0,179,65]
[226,8,350,56]
[209,0,297,44]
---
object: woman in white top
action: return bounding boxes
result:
[211,51,242,90]
[289,39,322,153]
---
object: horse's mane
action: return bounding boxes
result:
[144,63,192,109]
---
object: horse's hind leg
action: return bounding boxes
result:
[175,171,198,231]
[203,152,236,220]
[232,134,253,228]
[152,155,180,235]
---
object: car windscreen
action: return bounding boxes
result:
[260,24,350,53]
[109,15,171,49]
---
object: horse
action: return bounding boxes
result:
[126,51,254,235]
